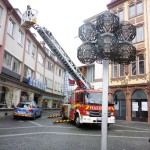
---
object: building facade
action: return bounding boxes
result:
[107,0,150,124]
[79,0,150,124]
[0,0,65,109]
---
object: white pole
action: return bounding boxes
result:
[101,59,109,150]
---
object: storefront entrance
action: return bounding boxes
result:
[131,90,148,122]
[114,91,126,120]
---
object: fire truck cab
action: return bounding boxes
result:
[61,89,115,128]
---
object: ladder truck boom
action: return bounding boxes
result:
[33,25,92,89]
[21,6,92,89]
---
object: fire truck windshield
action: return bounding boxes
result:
[85,92,113,104]
[85,92,102,104]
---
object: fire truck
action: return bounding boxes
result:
[21,6,115,127]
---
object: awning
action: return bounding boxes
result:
[42,95,65,101]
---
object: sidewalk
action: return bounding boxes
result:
[115,119,150,130]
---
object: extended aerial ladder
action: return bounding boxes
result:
[21,5,92,90]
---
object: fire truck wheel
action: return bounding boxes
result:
[75,114,81,128]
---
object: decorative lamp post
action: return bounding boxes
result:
[77,11,136,150]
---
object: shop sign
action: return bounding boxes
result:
[28,77,46,91]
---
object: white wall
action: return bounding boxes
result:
[0,1,7,45]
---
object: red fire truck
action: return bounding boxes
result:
[61,87,115,127]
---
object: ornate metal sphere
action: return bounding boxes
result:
[77,42,97,64]
[96,11,119,34]
[97,33,118,59]
[78,22,97,42]
[114,41,136,64]
[96,56,103,64]
[115,21,136,42]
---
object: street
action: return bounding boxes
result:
[0,110,150,150]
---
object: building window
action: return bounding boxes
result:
[38,53,44,65]
[59,68,61,77]
[139,55,144,74]
[55,82,58,91]
[0,5,3,25]
[12,58,20,73]
[85,66,94,83]
[113,63,117,78]
[3,52,20,74]
[131,54,145,76]
[18,29,23,45]
[32,45,36,58]
[119,64,124,77]
[26,39,31,53]
[3,52,12,69]
[24,65,33,78]
[36,72,44,83]
[136,26,144,42]
[45,78,53,89]
[46,60,53,71]
[7,18,15,36]
[56,67,59,76]
[131,61,136,76]
[137,2,143,15]
[129,5,135,18]
[118,10,124,22]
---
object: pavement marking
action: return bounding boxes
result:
[0,131,149,140]
[29,121,42,126]
[114,124,150,131]
[115,130,150,133]
[0,125,74,130]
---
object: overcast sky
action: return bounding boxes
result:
[9,0,111,66]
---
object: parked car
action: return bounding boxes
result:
[13,101,42,120]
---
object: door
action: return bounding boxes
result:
[131,90,148,122]
[114,91,126,120]
[132,99,148,122]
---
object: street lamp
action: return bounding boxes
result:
[77,11,136,150]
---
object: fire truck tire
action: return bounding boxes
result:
[75,114,81,128]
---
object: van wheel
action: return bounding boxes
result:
[75,114,81,128]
